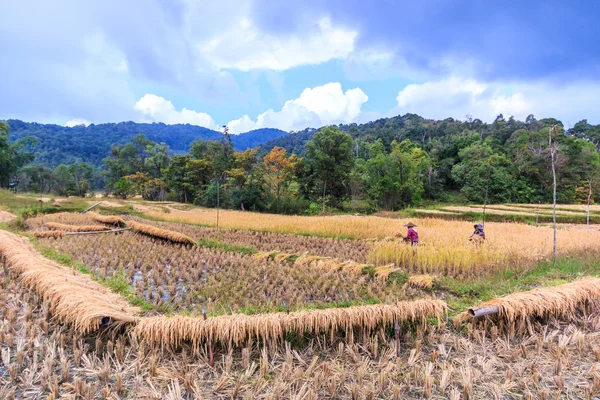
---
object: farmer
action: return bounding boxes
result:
[403,222,419,246]
[469,223,486,242]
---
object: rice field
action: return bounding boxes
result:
[3,267,600,399]
[5,198,600,398]
[32,225,407,315]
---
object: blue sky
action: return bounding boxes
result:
[1,0,599,133]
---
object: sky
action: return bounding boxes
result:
[1,0,599,133]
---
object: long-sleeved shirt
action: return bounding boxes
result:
[406,228,418,243]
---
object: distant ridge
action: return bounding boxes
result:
[6,120,288,167]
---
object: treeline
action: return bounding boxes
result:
[3,114,600,213]
[99,115,600,214]
[6,119,286,168]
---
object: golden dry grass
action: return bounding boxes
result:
[33,230,64,239]
[87,211,126,226]
[0,230,138,333]
[127,220,196,245]
[141,209,600,277]
[145,208,413,239]
[134,300,447,348]
[443,205,589,217]
[465,277,600,323]
[368,219,600,277]
[45,222,109,232]
[408,275,434,289]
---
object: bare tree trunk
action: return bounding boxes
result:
[322,180,327,216]
[550,126,558,266]
[587,179,592,231]
[216,177,220,241]
[482,178,489,229]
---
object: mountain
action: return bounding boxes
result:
[261,113,515,155]
[234,128,288,150]
[6,120,287,167]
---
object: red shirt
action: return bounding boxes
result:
[407,228,418,242]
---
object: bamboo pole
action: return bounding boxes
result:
[81,202,101,214]
[64,228,131,235]
[468,305,500,318]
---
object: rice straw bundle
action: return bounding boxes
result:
[127,220,195,245]
[466,277,600,322]
[0,230,139,333]
[34,230,64,239]
[88,211,125,226]
[374,264,401,279]
[45,222,109,232]
[134,300,447,348]
[408,275,434,289]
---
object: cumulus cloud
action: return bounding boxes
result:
[134,83,369,134]
[65,119,91,127]
[227,82,369,132]
[200,17,357,71]
[392,77,600,124]
[134,94,220,130]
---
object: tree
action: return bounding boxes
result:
[451,141,518,203]
[68,162,93,197]
[262,146,300,200]
[549,125,559,266]
[0,121,35,189]
[301,126,355,207]
[52,164,73,196]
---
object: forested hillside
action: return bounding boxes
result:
[4,114,600,213]
[7,120,287,167]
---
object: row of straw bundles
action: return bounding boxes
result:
[0,230,139,333]
[466,277,600,322]
[45,222,109,232]
[135,300,447,348]
[88,211,125,226]
[127,220,196,245]
[34,230,64,239]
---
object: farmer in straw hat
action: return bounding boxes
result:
[469,223,486,244]
[396,222,419,246]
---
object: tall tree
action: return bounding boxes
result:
[301,126,355,207]
[0,121,35,189]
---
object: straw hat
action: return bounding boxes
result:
[404,222,417,228]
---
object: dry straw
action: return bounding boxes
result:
[465,277,600,323]
[127,220,196,245]
[34,231,64,239]
[88,211,126,226]
[134,300,447,348]
[408,275,434,289]
[45,222,109,232]
[0,230,139,333]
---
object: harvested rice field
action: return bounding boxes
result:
[5,200,600,398]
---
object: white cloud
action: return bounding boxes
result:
[392,76,600,124]
[65,118,91,127]
[227,82,369,132]
[200,17,357,71]
[134,94,220,130]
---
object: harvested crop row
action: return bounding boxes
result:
[34,230,64,239]
[135,299,447,348]
[88,211,125,226]
[126,220,195,245]
[0,230,139,333]
[45,222,109,232]
[254,251,400,279]
[126,215,371,262]
[465,277,600,322]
